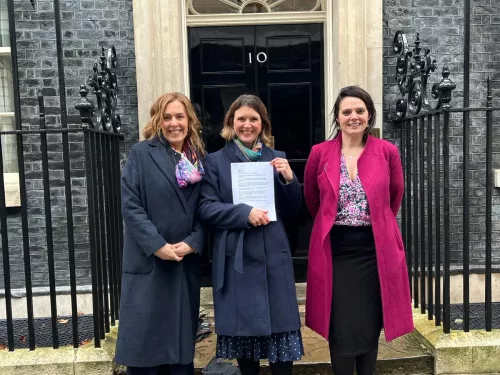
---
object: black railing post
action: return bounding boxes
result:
[84,128,101,348]
[0,137,14,351]
[485,77,493,331]
[53,0,79,347]
[38,95,59,348]
[412,118,419,308]
[434,113,442,327]
[419,116,426,314]
[94,133,107,337]
[443,109,451,334]
[405,120,412,297]
[103,134,116,327]
[426,114,433,320]
[113,135,124,300]
[106,134,119,324]
[463,0,472,330]
[7,0,35,350]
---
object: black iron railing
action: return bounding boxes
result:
[1,0,123,349]
[0,124,123,351]
[393,31,500,333]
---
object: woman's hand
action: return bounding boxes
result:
[172,242,196,257]
[248,208,270,227]
[154,243,183,262]
[271,158,293,183]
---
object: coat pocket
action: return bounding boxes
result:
[122,242,154,274]
[392,219,404,251]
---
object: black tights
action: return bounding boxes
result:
[329,348,378,375]
[237,358,293,375]
[126,363,194,375]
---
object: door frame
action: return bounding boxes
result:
[132,0,383,140]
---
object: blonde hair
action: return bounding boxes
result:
[142,92,205,155]
[220,94,272,147]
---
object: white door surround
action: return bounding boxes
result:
[132,0,383,139]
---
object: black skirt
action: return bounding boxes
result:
[329,225,383,356]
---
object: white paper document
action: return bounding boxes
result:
[231,162,277,221]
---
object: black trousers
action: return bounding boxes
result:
[328,347,378,375]
[126,363,194,375]
[237,358,293,375]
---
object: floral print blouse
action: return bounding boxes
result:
[334,154,371,226]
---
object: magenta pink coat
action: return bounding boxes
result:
[303,134,414,342]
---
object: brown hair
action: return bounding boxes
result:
[220,94,272,147]
[142,92,205,155]
[331,86,376,141]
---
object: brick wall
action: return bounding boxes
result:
[1,0,137,289]
[383,0,500,265]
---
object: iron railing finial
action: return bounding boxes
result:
[436,66,456,109]
[75,85,95,129]
[393,31,457,119]
[75,46,121,132]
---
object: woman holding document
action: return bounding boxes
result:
[198,94,303,375]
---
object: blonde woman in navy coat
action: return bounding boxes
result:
[199,94,303,375]
[116,92,205,375]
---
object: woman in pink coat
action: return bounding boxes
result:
[304,86,413,375]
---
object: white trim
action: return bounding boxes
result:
[239,0,272,13]
[181,0,190,96]
[0,46,11,55]
[0,112,14,117]
[324,1,335,137]
[186,11,326,27]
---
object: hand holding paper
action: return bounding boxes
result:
[231,162,277,221]
[248,208,271,227]
[271,157,293,183]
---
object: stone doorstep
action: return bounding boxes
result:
[0,328,118,375]
[0,317,432,375]
[412,308,500,375]
[194,325,433,375]
[197,303,432,375]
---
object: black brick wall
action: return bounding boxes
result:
[383,0,500,266]
[1,0,137,289]
[2,0,499,291]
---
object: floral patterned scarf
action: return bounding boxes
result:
[173,140,205,188]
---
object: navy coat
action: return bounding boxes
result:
[198,141,302,337]
[115,137,205,367]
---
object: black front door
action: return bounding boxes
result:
[189,24,324,285]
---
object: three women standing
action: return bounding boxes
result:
[199,94,304,375]
[116,93,206,375]
[117,87,413,375]
[304,86,413,375]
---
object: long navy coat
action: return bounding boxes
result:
[115,137,205,367]
[198,141,301,337]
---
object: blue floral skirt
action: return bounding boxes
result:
[216,330,304,363]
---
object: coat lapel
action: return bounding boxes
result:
[232,141,249,162]
[148,138,188,213]
[357,136,376,208]
[325,137,341,199]
[260,144,274,162]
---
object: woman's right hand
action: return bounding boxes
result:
[248,208,270,227]
[154,243,183,262]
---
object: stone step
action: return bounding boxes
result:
[194,325,433,375]
[197,285,433,374]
